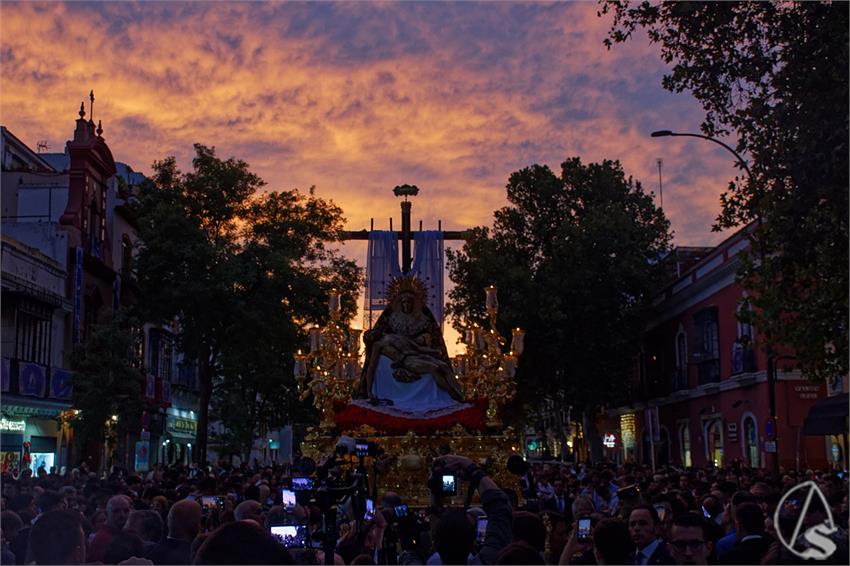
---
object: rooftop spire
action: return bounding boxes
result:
[89,90,95,123]
[96,120,103,137]
[78,101,86,120]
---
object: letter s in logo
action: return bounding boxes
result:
[800,524,838,561]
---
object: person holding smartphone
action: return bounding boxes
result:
[429,454,512,565]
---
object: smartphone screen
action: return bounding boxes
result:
[441,474,457,495]
[653,504,667,522]
[356,443,369,457]
[577,517,592,541]
[282,489,296,510]
[364,498,375,520]
[394,504,408,518]
[292,477,314,491]
[476,517,488,544]
[201,496,224,513]
[270,525,306,548]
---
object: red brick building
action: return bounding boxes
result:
[599,225,846,471]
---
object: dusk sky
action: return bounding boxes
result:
[1,1,742,336]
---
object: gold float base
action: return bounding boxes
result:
[301,424,522,507]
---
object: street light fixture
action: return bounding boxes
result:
[651,128,782,476]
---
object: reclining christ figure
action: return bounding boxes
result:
[355,275,465,411]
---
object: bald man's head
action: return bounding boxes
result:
[234,500,263,525]
[167,499,202,541]
[106,495,132,530]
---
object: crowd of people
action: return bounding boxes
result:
[0,448,847,565]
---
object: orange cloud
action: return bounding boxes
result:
[2,2,737,351]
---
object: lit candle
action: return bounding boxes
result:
[309,325,321,352]
[511,328,525,356]
[474,327,486,350]
[328,289,341,314]
[484,285,498,311]
[503,355,517,378]
[294,351,308,379]
[347,329,362,354]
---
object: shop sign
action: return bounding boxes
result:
[620,413,636,449]
[727,423,738,442]
[167,418,197,435]
[764,440,777,453]
[794,385,819,400]
[603,433,618,449]
[0,418,26,432]
[135,441,150,472]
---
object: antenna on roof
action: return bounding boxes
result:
[36,141,50,153]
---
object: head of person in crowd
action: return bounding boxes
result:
[104,531,146,564]
[243,484,261,502]
[734,502,765,537]
[512,510,545,552]
[125,509,164,545]
[234,499,264,525]
[26,509,86,565]
[700,495,722,521]
[434,508,475,565]
[495,540,545,564]
[668,513,713,565]
[192,520,293,564]
[1,510,23,546]
[264,505,286,530]
[35,490,65,515]
[168,498,203,542]
[9,494,36,524]
[547,511,570,559]
[628,504,662,549]
[593,518,633,565]
[572,495,595,519]
[106,494,133,531]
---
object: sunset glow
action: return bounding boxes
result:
[1,1,740,349]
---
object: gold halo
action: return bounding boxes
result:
[385,275,428,306]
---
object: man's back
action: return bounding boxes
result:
[720,534,772,565]
[88,525,120,563]
[146,537,191,565]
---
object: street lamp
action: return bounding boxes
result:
[651,129,781,475]
[650,130,753,182]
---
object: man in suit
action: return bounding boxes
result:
[720,503,772,565]
[629,504,676,565]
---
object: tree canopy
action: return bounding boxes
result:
[132,144,361,462]
[602,1,849,381]
[447,158,671,430]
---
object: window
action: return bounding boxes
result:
[680,424,692,468]
[121,235,133,276]
[706,420,724,467]
[694,308,720,384]
[89,198,101,258]
[675,326,688,390]
[15,304,51,366]
[743,416,759,468]
[148,329,174,381]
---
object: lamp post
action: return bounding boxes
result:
[651,129,781,475]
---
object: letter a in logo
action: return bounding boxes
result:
[775,481,837,560]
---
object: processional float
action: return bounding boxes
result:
[295,186,525,505]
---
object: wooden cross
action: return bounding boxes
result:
[339,185,471,273]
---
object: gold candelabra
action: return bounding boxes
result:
[453,285,525,428]
[293,289,361,432]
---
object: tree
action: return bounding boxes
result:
[70,313,145,465]
[446,158,670,458]
[132,145,360,463]
[602,1,849,381]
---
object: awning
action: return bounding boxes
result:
[802,393,848,436]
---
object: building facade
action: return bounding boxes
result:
[2,106,199,473]
[600,226,844,471]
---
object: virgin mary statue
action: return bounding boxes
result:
[354,275,466,412]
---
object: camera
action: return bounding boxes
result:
[394,504,408,518]
[441,473,457,495]
[476,517,488,545]
[364,498,375,520]
[281,488,296,510]
[200,495,225,514]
